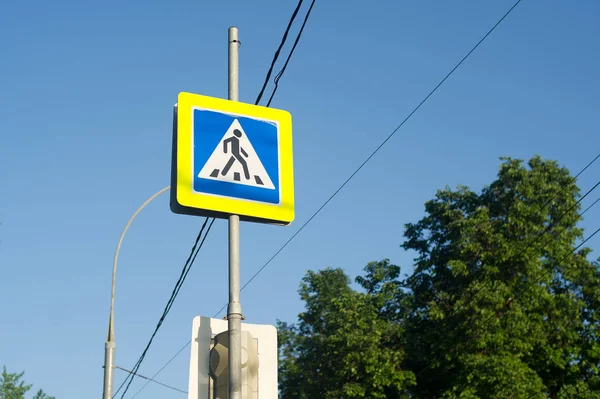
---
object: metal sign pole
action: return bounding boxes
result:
[227,26,243,399]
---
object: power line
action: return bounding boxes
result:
[520,194,600,288]
[128,2,314,397]
[114,217,210,397]
[115,217,213,398]
[130,340,191,399]
[115,366,187,395]
[115,217,215,399]
[146,0,526,380]
[255,0,305,105]
[523,152,600,228]
[217,155,600,357]
[266,0,316,108]
[118,217,214,397]
[514,180,600,256]
[122,200,600,397]
[217,0,526,315]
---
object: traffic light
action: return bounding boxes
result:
[187,316,277,399]
[209,330,259,399]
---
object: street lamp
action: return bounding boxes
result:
[102,186,171,399]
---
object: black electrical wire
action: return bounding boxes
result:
[115,217,215,399]
[115,366,187,395]
[130,340,191,399]
[128,3,319,397]
[265,0,316,107]
[255,0,304,105]
[140,0,526,386]
[217,0,527,314]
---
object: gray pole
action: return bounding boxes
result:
[103,335,115,399]
[102,186,171,399]
[227,26,243,399]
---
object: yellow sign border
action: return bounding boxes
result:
[174,92,294,224]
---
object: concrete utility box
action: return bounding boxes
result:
[187,316,277,399]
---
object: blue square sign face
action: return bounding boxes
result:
[192,109,281,205]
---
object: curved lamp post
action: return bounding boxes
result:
[102,186,171,399]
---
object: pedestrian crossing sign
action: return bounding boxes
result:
[171,92,294,225]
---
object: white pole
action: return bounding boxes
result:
[102,186,171,399]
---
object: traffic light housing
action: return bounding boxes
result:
[187,316,277,399]
[209,330,259,399]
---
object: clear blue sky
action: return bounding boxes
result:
[1,0,599,398]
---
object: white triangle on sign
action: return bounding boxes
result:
[198,119,275,190]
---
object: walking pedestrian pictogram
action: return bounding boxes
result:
[191,109,280,206]
[171,92,295,225]
[198,119,275,189]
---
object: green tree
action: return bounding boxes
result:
[0,367,55,399]
[279,157,600,398]
[278,267,414,398]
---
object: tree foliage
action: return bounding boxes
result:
[278,267,414,398]
[278,157,600,398]
[0,367,55,399]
